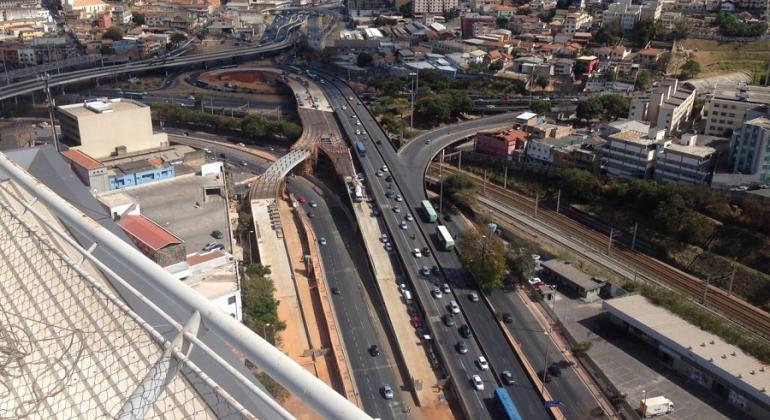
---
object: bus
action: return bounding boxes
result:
[123,91,148,100]
[421,200,437,223]
[436,225,455,251]
[495,388,523,420]
[355,141,366,157]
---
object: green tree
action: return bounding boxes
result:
[488,60,504,72]
[459,230,509,292]
[631,19,656,48]
[534,73,550,89]
[573,60,589,78]
[444,173,477,210]
[560,168,600,201]
[635,69,653,91]
[496,17,509,28]
[605,68,616,82]
[242,264,286,345]
[594,19,623,46]
[576,97,602,121]
[416,95,452,122]
[170,32,187,48]
[572,341,593,357]
[102,26,124,41]
[530,98,551,115]
[680,59,701,79]
[356,52,374,68]
[517,7,532,15]
[398,1,413,17]
[598,94,630,119]
[506,246,537,286]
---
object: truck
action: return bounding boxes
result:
[640,396,674,417]
[355,141,366,157]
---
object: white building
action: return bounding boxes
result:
[628,79,696,135]
[731,117,770,183]
[602,0,642,30]
[62,0,107,15]
[563,11,593,33]
[660,11,682,30]
[413,0,458,14]
[655,133,716,184]
[703,84,770,136]
[603,128,665,178]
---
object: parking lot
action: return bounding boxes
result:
[122,175,231,254]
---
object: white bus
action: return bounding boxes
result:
[436,225,455,251]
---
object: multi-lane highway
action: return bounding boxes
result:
[314,73,551,419]
[287,177,408,420]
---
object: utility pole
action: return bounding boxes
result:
[483,170,487,194]
[703,274,711,304]
[556,189,561,213]
[503,166,508,189]
[409,72,418,129]
[541,330,550,393]
[631,222,639,251]
[607,228,614,255]
[39,73,60,152]
[457,150,462,170]
[439,149,445,215]
[728,266,736,296]
[534,192,539,218]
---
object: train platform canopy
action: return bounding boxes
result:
[604,295,770,409]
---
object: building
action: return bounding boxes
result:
[62,0,107,15]
[731,117,770,183]
[57,98,169,159]
[526,135,588,165]
[628,79,696,134]
[107,158,176,190]
[601,119,651,139]
[640,1,662,21]
[413,0,458,14]
[459,14,496,39]
[654,134,716,184]
[541,259,606,302]
[660,11,682,29]
[604,295,770,419]
[702,84,770,137]
[61,149,110,192]
[602,0,642,30]
[118,214,186,267]
[474,128,529,159]
[603,128,665,178]
[563,11,593,33]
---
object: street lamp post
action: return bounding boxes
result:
[541,330,550,393]
[38,73,60,152]
[409,71,418,129]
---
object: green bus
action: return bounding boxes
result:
[421,200,437,223]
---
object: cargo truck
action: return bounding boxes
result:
[640,396,674,417]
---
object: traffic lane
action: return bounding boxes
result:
[491,289,598,419]
[167,128,287,155]
[335,100,496,418]
[287,179,405,420]
[168,135,272,172]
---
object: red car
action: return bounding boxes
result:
[297,195,307,204]
[411,315,422,328]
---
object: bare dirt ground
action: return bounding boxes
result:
[681,39,770,80]
[199,70,284,95]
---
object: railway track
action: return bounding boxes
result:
[433,163,770,341]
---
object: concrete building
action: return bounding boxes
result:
[603,128,665,178]
[563,11,593,33]
[654,134,716,185]
[413,0,458,14]
[474,128,529,159]
[57,98,169,159]
[526,135,588,165]
[628,79,696,134]
[602,0,642,30]
[703,84,770,137]
[541,259,606,302]
[604,295,770,420]
[660,11,682,30]
[731,117,770,183]
[61,149,110,192]
[459,14,496,39]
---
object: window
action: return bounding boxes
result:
[228,295,236,304]
[714,103,720,108]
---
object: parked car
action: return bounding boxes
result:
[211,230,223,239]
[203,242,224,251]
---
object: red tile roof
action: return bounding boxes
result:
[119,215,183,251]
[62,149,104,170]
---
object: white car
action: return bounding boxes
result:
[405,213,414,221]
[237,142,245,147]
[356,121,361,126]
[471,375,484,391]
[380,234,388,243]
[376,171,384,177]
[393,206,401,213]
[381,165,389,172]
[400,221,408,230]
[528,277,542,285]
[449,300,460,314]
[355,130,361,135]
[477,356,489,370]
[319,237,327,245]
[395,195,403,202]
[431,288,443,299]
[441,283,451,294]
[412,248,422,258]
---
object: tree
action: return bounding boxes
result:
[594,20,622,46]
[356,52,373,68]
[534,73,550,89]
[680,59,701,79]
[506,245,537,286]
[605,68,617,82]
[530,98,551,115]
[170,32,187,48]
[576,97,602,121]
[496,17,509,28]
[416,95,452,123]
[102,26,124,41]
[561,168,600,201]
[459,230,509,293]
[444,173,477,210]
[572,341,593,357]
[573,60,589,79]
[517,7,532,15]
[630,19,656,48]
[635,69,653,91]
[598,94,630,119]
[398,1,413,17]
[132,12,145,25]
[488,60,504,72]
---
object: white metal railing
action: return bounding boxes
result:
[0,152,371,420]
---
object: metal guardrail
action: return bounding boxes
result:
[0,152,371,420]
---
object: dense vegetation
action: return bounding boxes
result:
[575,94,630,121]
[151,103,301,143]
[242,263,286,345]
[715,13,768,38]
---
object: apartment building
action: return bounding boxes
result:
[602,0,641,30]
[563,11,592,33]
[732,117,770,182]
[603,128,665,178]
[413,0,458,14]
[640,1,662,21]
[474,128,529,159]
[660,11,682,30]
[628,79,696,135]
[655,134,716,184]
[732,0,765,8]
[702,84,770,137]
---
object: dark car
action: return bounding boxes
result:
[211,230,223,239]
[442,314,455,327]
[385,175,392,182]
[456,341,468,354]
[331,287,341,295]
[422,247,431,257]
[369,344,380,357]
[502,313,513,324]
[548,364,562,377]
[459,324,471,338]
[501,370,515,385]
[538,370,552,383]
[431,265,440,275]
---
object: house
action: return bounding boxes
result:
[474,128,529,159]
[512,56,544,73]
[552,58,574,76]
[637,48,664,67]
[596,45,630,61]
[118,215,186,267]
[541,259,606,302]
[575,55,599,75]
[563,12,593,33]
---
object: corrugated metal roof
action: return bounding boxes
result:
[119,214,183,251]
